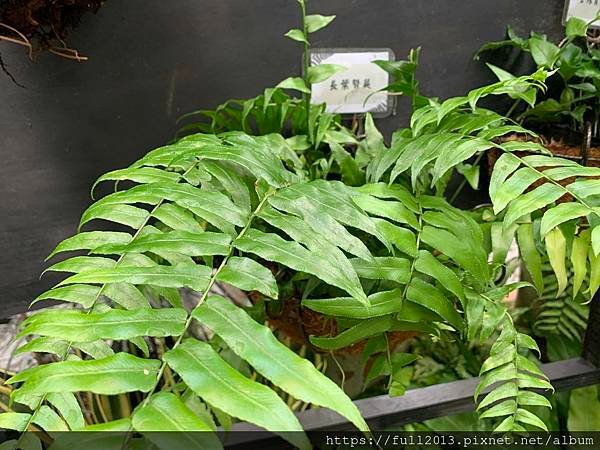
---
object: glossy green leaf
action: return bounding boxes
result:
[81,203,150,231]
[353,194,419,229]
[545,227,568,297]
[414,250,465,305]
[307,64,346,84]
[504,184,565,228]
[372,219,417,257]
[491,167,542,214]
[592,226,600,256]
[46,392,86,430]
[310,316,393,350]
[57,264,212,292]
[164,340,310,450]
[216,256,278,298]
[0,412,31,431]
[33,284,101,308]
[351,257,410,283]
[284,28,308,44]
[405,278,464,331]
[540,203,591,237]
[479,399,516,419]
[92,167,181,195]
[132,392,223,450]
[46,231,131,260]
[565,17,588,38]
[516,223,544,293]
[104,283,150,309]
[305,14,335,33]
[92,230,231,257]
[152,203,204,233]
[477,381,518,411]
[572,233,589,299]
[8,353,160,396]
[268,194,373,260]
[32,405,69,432]
[515,408,548,431]
[44,256,116,275]
[234,229,366,304]
[20,308,186,342]
[303,288,403,318]
[193,296,369,432]
[276,76,310,94]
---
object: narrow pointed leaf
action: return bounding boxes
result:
[193,296,369,432]
[33,284,101,308]
[57,264,212,292]
[307,64,346,84]
[9,353,160,396]
[47,393,85,430]
[47,232,131,260]
[306,14,335,33]
[540,203,591,237]
[303,288,403,318]
[216,256,278,299]
[309,316,393,350]
[234,229,366,304]
[164,340,310,450]
[406,278,464,331]
[414,250,465,305]
[20,308,186,342]
[276,76,310,93]
[545,228,568,297]
[151,203,204,233]
[516,223,544,293]
[132,392,223,450]
[92,231,231,257]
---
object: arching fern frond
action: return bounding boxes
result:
[4,132,386,449]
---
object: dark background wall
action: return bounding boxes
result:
[0,0,565,317]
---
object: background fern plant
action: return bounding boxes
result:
[367,72,600,430]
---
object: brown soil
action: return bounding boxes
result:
[263,294,417,355]
[1,0,104,40]
[0,0,105,82]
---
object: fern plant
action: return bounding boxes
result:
[3,3,600,442]
[176,0,349,173]
[363,72,600,430]
[476,15,600,132]
[1,133,384,449]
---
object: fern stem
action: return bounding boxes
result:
[449,152,484,204]
[95,393,110,423]
[505,99,521,119]
[330,351,346,391]
[121,188,277,443]
[400,206,423,304]
[383,332,393,390]
[299,0,311,141]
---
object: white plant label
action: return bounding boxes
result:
[309,49,394,116]
[564,0,600,27]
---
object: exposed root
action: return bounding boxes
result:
[0,0,104,82]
